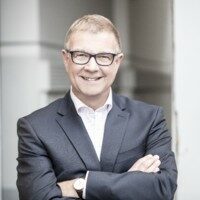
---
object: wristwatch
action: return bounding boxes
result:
[73,177,86,199]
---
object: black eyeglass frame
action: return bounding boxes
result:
[65,49,120,66]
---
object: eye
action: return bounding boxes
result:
[97,53,113,61]
[74,52,89,58]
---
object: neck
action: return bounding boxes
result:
[72,89,110,110]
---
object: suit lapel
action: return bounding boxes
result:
[100,95,130,172]
[56,93,101,171]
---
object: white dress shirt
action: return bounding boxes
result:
[70,88,113,198]
[70,88,113,159]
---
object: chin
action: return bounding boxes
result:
[80,88,105,97]
[83,91,102,97]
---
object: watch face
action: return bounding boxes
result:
[74,178,85,190]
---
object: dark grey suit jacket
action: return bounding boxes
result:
[17,92,177,200]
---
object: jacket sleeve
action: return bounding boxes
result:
[17,117,76,200]
[86,107,177,200]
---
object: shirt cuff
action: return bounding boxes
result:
[82,171,89,199]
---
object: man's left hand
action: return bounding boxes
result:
[128,154,161,173]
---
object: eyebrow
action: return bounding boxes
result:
[68,49,117,54]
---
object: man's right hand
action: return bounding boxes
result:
[128,154,161,173]
[57,179,79,198]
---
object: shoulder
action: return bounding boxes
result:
[113,93,163,118]
[18,97,64,126]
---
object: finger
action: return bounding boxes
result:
[128,154,153,171]
[153,167,160,173]
[129,154,153,171]
[141,155,160,172]
[129,154,160,172]
[138,156,159,172]
[146,159,161,173]
[153,155,160,160]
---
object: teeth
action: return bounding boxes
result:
[87,78,96,81]
[83,77,100,81]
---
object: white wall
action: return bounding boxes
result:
[130,0,173,74]
[39,0,112,48]
[0,2,2,198]
[0,59,2,200]
[1,0,39,42]
[174,0,200,199]
[129,0,173,128]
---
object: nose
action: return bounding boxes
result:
[84,57,99,72]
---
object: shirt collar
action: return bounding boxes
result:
[70,87,113,113]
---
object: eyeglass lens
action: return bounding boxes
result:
[70,51,115,66]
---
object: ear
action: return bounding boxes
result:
[62,49,69,72]
[115,53,124,67]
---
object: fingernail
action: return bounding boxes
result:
[154,155,159,159]
[156,167,160,172]
[156,160,161,165]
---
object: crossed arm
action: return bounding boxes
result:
[58,154,161,198]
[57,108,177,200]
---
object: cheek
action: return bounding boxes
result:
[66,64,79,77]
[110,67,119,78]
[65,68,75,84]
[105,70,118,84]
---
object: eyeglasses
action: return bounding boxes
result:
[65,49,119,66]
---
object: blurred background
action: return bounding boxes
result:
[0,0,200,199]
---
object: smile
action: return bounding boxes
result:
[81,76,102,81]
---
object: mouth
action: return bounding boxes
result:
[81,76,103,81]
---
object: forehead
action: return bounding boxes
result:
[68,31,119,53]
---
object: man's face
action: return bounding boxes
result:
[62,31,123,101]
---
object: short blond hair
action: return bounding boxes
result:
[64,14,121,51]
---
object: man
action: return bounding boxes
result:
[17,14,177,200]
